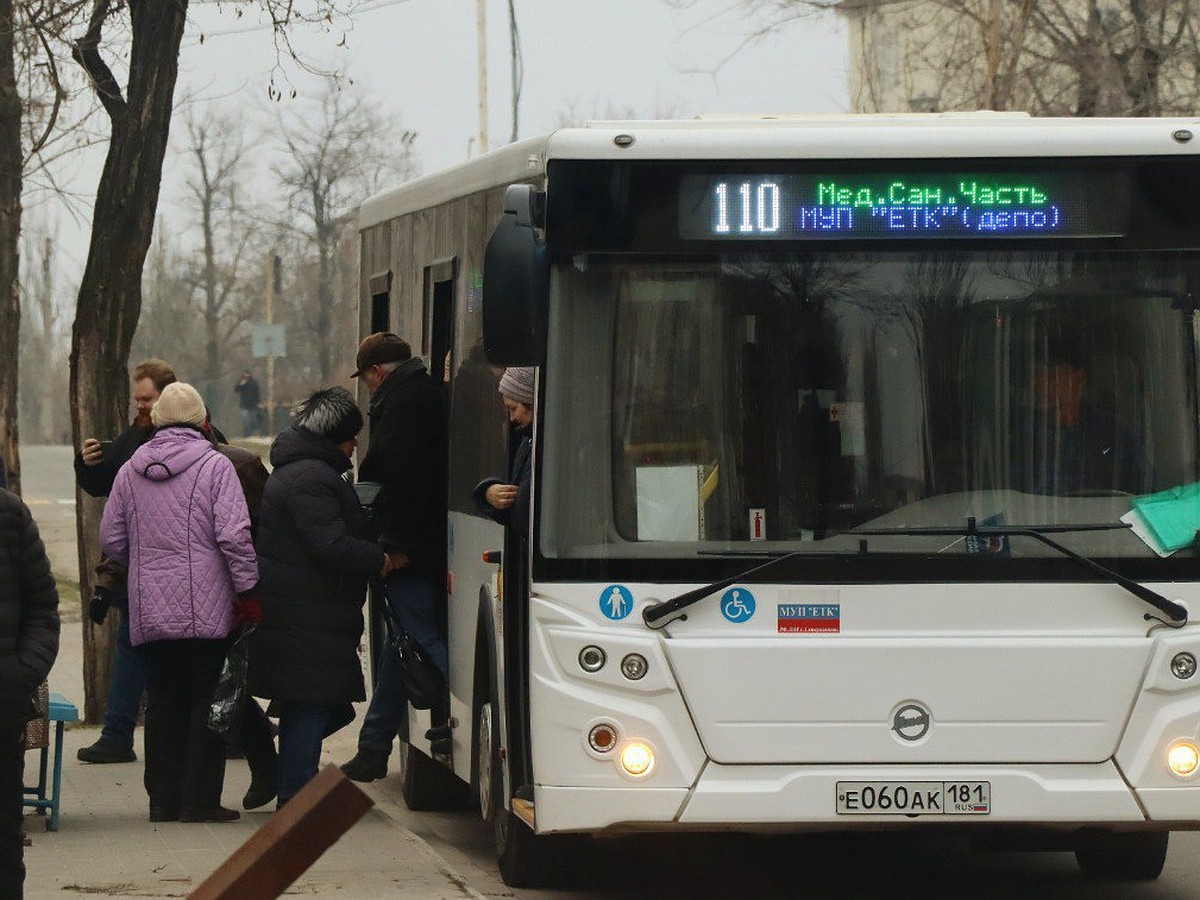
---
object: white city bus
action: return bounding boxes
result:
[358,115,1200,887]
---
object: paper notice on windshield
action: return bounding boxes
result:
[636,465,702,541]
[1122,509,1175,558]
[831,401,866,457]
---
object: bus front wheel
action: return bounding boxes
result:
[477,699,579,888]
[1075,831,1168,880]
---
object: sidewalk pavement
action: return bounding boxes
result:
[22,612,491,899]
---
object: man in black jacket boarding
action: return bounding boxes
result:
[341,333,449,782]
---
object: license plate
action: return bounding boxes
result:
[836,781,991,815]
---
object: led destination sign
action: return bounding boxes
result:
[678,172,1123,241]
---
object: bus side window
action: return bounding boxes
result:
[368,269,392,334]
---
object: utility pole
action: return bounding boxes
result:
[508,0,521,143]
[266,253,280,434]
[40,237,55,444]
[476,0,489,154]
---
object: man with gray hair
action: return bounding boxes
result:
[341,333,449,782]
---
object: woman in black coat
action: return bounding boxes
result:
[0,489,59,897]
[249,388,387,806]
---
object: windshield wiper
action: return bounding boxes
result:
[642,549,811,629]
[641,519,1188,630]
[850,518,1187,628]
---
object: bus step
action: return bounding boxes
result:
[511,796,536,829]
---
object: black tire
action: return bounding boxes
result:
[1075,831,1169,881]
[495,803,582,889]
[400,741,465,812]
[477,694,581,888]
[475,681,588,892]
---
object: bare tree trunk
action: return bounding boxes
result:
[70,0,189,724]
[0,0,22,498]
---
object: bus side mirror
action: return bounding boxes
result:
[483,184,548,365]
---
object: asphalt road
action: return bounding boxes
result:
[19,445,82,582]
[19,444,1200,898]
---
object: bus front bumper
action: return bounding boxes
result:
[534,761,1200,833]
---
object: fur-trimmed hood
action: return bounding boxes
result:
[293,387,363,445]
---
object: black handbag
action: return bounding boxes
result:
[377,591,442,710]
[392,627,443,711]
[207,624,255,735]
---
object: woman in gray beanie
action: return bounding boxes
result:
[473,367,536,539]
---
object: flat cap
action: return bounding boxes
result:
[351,332,411,378]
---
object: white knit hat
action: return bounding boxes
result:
[151,382,207,428]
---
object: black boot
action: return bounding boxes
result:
[243,770,278,810]
[340,746,390,782]
[77,738,137,763]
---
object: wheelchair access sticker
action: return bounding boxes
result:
[720,588,756,624]
[600,585,634,621]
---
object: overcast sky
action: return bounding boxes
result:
[40,0,848,289]
[183,1,848,162]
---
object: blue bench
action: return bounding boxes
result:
[23,691,79,831]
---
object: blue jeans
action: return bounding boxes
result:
[277,702,333,804]
[358,573,446,751]
[240,408,259,437]
[101,606,148,749]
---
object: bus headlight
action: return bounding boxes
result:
[620,741,655,778]
[1167,741,1199,777]
[579,646,607,673]
[1171,652,1197,680]
[621,653,649,680]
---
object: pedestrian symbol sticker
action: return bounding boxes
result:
[721,588,755,624]
[600,585,634,621]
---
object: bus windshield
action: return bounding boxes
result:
[540,250,1200,566]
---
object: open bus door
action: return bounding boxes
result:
[480,185,581,885]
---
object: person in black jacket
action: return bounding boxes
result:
[0,489,60,898]
[74,358,176,765]
[234,371,262,437]
[201,414,279,812]
[249,388,389,807]
[340,333,448,783]
[474,367,535,540]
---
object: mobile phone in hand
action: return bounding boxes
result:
[99,440,114,457]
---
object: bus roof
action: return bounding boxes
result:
[357,114,1200,231]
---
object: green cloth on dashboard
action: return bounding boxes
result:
[1131,482,1200,552]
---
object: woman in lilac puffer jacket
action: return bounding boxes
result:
[100,382,258,824]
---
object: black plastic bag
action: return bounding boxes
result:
[393,628,443,711]
[207,624,255,735]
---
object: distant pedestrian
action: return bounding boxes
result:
[340,333,448,783]
[249,388,389,807]
[100,383,259,823]
[75,358,177,766]
[234,371,262,437]
[0,489,61,898]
